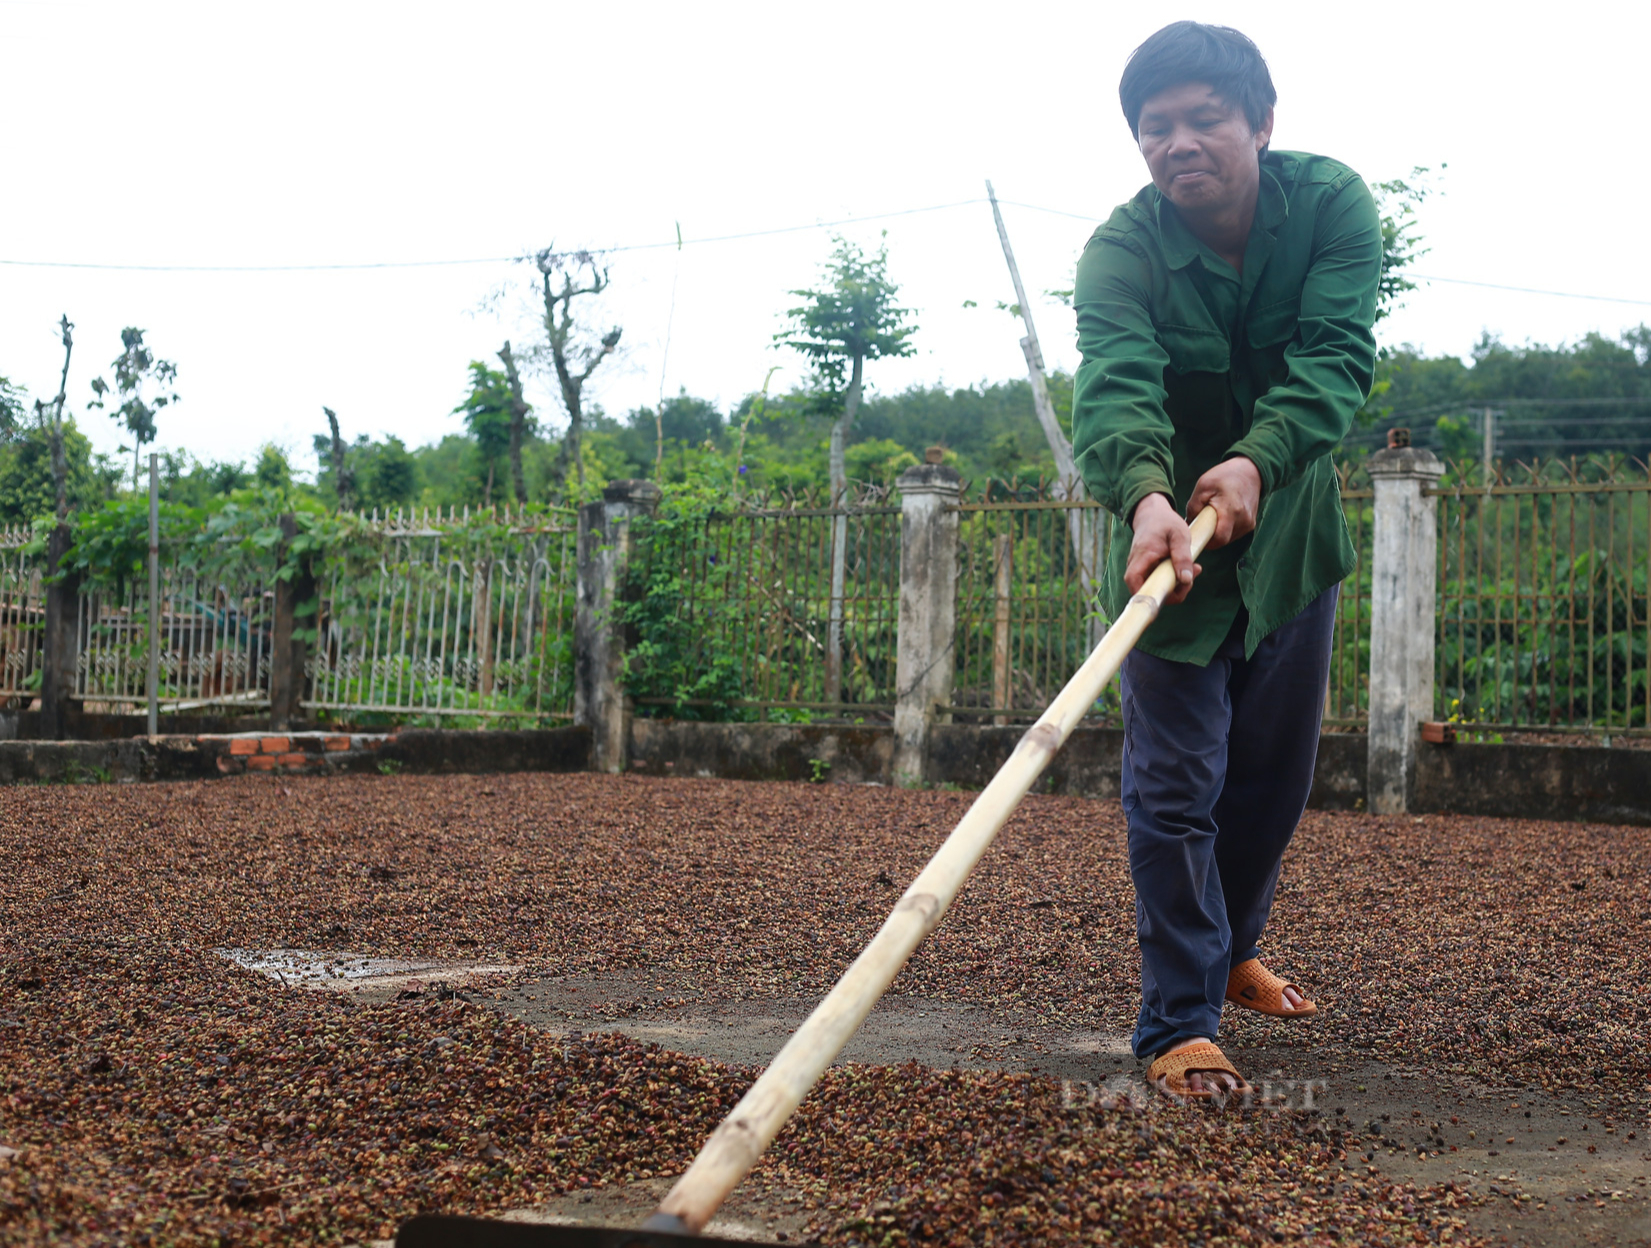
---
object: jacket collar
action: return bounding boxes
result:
[1152,158,1289,272]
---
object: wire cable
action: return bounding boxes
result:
[0,199,993,273]
[2,193,1647,310]
[1405,273,1651,308]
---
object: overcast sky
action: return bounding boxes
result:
[5,0,1649,478]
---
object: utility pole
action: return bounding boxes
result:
[985,181,1099,600]
[147,452,160,737]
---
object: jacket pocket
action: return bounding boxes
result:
[1247,297,1301,348]
[1159,324,1230,375]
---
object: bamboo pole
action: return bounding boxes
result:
[991,531,1013,726]
[985,180,1099,601]
[646,507,1219,1236]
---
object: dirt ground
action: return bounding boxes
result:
[2,771,1648,1247]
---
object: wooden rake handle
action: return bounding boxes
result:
[644,506,1221,1236]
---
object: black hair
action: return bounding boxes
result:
[1118,22,1276,140]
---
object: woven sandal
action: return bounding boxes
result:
[1225,957,1318,1019]
[1146,1041,1252,1103]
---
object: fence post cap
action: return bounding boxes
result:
[602,479,664,508]
[896,463,962,498]
[1365,446,1445,480]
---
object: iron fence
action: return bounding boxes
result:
[0,526,45,705]
[949,487,1111,723]
[625,489,903,719]
[74,564,273,713]
[22,455,1651,738]
[1327,464,1374,727]
[947,474,1378,729]
[1431,458,1651,735]
[304,506,578,725]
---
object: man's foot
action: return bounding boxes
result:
[1225,957,1318,1018]
[1147,1038,1251,1102]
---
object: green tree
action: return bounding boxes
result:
[775,234,917,705]
[1371,166,1440,326]
[357,436,420,511]
[253,444,294,494]
[496,341,535,504]
[452,361,516,506]
[0,420,118,525]
[0,375,24,440]
[776,234,917,505]
[844,437,919,486]
[621,391,725,480]
[156,454,252,507]
[88,327,178,490]
[1365,327,1651,463]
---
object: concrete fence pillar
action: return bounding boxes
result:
[892,462,961,787]
[1366,445,1444,813]
[576,479,661,774]
[39,522,78,740]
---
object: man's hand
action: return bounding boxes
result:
[1187,456,1262,549]
[1126,493,1198,605]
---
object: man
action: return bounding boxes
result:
[1071,21,1381,1101]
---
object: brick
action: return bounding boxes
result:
[245,755,277,771]
[216,757,243,774]
[323,736,351,752]
[229,738,259,756]
[260,736,289,754]
[275,753,309,768]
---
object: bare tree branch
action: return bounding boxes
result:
[530,249,622,497]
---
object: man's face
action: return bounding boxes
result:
[1135,82,1273,218]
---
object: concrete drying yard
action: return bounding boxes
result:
[1,771,1647,1246]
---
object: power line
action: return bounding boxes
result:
[3,194,1647,311]
[0,199,995,273]
[1407,273,1651,308]
[1385,397,1651,420]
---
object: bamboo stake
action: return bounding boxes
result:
[646,507,1219,1235]
[991,530,1013,725]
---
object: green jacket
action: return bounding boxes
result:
[1071,149,1381,664]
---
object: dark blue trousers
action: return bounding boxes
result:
[1119,587,1337,1059]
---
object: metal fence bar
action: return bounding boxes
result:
[1431,457,1651,733]
[949,489,1116,724]
[621,489,902,720]
[71,557,273,712]
[301,512,578,725]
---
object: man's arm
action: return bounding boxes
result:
[1225,176,1383,494]
[1072,234,1176,525]
[1071,236,1200,602]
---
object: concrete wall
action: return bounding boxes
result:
[4,716,1646,828]
[2,709,273,741]
[0,725,591,786]
[377,726,591,776]
[627,720,892,785]
[929,724,1371,811]
[625,721,1651,827]
[1414,741,1651,826]
[928,725,1123,799]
